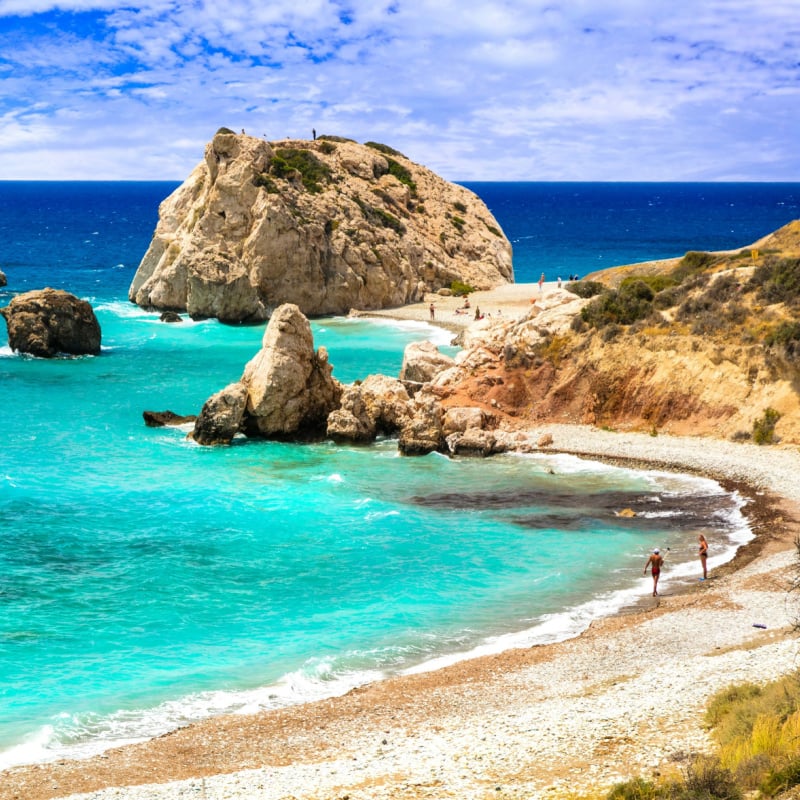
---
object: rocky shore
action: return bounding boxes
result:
[2,422,799,800]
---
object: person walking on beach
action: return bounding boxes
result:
[429,302,435,320]
[698,534,709,580]
[644,548,664,596]
[538,272,545,293]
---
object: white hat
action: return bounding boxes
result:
[653,548,660,554]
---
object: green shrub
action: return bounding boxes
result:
[318,141,336,155]
[676,756,743,800]
[606,776,658,800]
[620,274,677,294]
[752,407,781,445]
[567,280,606,299]
[654,285,687,309]
[365,141,406,158]
[671,251,718,284]
[270,148,331,193]
[765,321,800,347]
[215,126,236,135]
[451,215,465,231]
[483,221,503,237]
[453,201,467,213]
[450,280,475,296]
[760,757,800,796]
[385,158,416,192]
[751,256,800,306]
[317,134,356,143]
[354,198,405,234]
[253,173,279,193]
[581,280,655,328]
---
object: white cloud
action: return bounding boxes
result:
[0,0,797,180]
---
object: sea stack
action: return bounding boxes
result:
[129,130,513,321]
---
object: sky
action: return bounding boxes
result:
[0,1,798,182]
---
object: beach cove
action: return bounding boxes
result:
[2,420,798,800]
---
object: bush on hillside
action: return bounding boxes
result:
[581,280,655,328]
[365,141,407,158]
[270,148,331,193]
[752,407,781,444]
[566,279,606,298]
[750,256,800,306]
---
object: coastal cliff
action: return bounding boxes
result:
[129,131,513,321]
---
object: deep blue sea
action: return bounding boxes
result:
[1,181,797,768]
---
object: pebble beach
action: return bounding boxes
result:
[3,286,800,800]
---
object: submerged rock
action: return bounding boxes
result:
[143,410,197,427]
[129,131,513,321]
[1,288,101,358]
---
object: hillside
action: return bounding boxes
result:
[434,219,800,445]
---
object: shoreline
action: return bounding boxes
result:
[3,428,799,800]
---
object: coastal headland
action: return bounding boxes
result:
[2,294,799,799]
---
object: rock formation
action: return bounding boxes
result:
[129,131,513,321]
[327,374,411,443]
[1,288,101,357]
[399,340,455,383]
[143,410,197,427]
[0,269,7,287]
[240,303,342,437]
[192,303,342,444]
[192,383,249,445]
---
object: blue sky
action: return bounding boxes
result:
[0,1,798,181]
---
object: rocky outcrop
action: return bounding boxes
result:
[192,383,248,445]
[240,304,342,437]
[399,340,455,383]
[143,410,197,427]
[0,269,6,287]
[327,374,411,443]
[129,131,513,321]
[398,390,444,455]
[1,288,101,357]
[193,303,343,444]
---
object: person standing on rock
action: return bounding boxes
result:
[644,548,664,596]
[698,534,709,580]
[429,303,435,320]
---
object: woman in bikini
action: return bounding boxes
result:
[698,534,708,580]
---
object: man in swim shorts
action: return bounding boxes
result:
[644,548,664,596]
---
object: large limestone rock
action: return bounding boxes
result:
[240,303,342,437]
[399,340,455,383]
[129,131,513,321]
[327,374,411,443]
[0,269,6,287]
[1,288,101,357]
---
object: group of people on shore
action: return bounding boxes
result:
[643,534,709,596]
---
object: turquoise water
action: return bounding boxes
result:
[0,182,766,767]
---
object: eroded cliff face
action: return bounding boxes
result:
[129,132,513,321]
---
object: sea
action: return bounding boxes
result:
[1,181,799,769]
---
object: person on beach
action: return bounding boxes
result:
[644,548,664,596]
[698,534,709,580]
[429,303,435,320]
[538,273,545,293]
